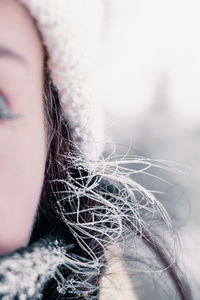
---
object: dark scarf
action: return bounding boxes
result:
[0,233,76,299]
[0,204,99,300]
[0,208,96,300]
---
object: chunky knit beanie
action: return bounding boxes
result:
[19,0,106,162]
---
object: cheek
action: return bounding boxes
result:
[0,94,47,255]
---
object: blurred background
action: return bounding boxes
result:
[102,0,200,298]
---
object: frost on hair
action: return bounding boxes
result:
[40,69,190,299]
[44,146,183,298]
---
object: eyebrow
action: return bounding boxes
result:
[0,45,27,65]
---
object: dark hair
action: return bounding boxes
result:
[30,50,193,300]
[30,52,105,299]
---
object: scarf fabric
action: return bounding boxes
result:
[0,234,73,299]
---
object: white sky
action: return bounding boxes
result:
[104,0,200,126]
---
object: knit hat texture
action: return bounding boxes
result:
[19,0,106,162]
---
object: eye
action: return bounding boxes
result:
[0,93,16,120]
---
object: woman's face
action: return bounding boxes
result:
[0,0,46,255]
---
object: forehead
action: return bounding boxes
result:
[0,0,43,72]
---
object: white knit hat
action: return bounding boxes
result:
[18,0,106,162]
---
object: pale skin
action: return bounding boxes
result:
[0,0,46,255]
